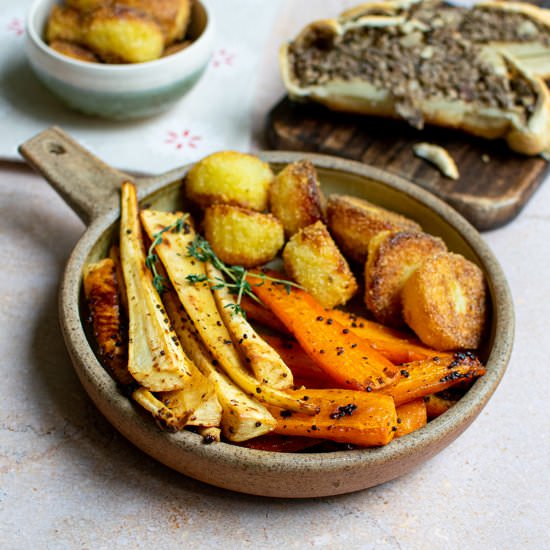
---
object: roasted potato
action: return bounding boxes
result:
[49,40,99,62]
[204,204,284,268]
[83,5,165,63]
[327,194,422,264]
[283,221,357,308]
[365,231,447,327]
[117,0,192,45]
[402,252,487,350]
[65,0,107,11]
[46,5,83,44]
[186,151,274,211]
[269,160,325,237]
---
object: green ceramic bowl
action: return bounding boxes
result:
[19,127,514,498]
[25,0,214,120]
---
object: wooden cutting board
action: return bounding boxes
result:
[266,97,549,231]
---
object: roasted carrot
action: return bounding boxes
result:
[247,274,399,391]
[424,392,459,419]
[380,352,486,406]
[240,296,290,334]
[237,434,324,452]
[326,309,446,364]
[261,334,336,389]
[395,399,427,438]
[269,389,397,447]
[83,258,134,387]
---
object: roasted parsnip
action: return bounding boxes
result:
[206,263,293,390]
[120,182,195,392]
[162,289,277,441]
[139,209,317,415]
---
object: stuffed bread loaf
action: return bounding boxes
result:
[280,0,550,155]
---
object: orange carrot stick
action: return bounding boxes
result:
[247,274,399,391]
[237,434,324,452]
[395,399,427,438]
[326,309,446,364]
[261,334,336,388]
[424,393,459,419]
[240,296,291,334]
[269,389,397,447]
[380,352,486,406]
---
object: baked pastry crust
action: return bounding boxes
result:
[280,0,550,155]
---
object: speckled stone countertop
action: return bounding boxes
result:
[2,1,550,547]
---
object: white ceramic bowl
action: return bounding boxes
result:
[25,0,214,119]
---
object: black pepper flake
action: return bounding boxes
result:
[255,421,262,427]
[397,418,402,424]
[316,316,324,321]
[326,318,333,325]
[203,434,216,445]
[212,359,218,366]
[216,321,222,327]
[280,410,292,418]
[223,339,232,345]
[351,343,357,348]
[342,329,349,334]
[392,426,397,432]
[256,387,262,394]
[319,349,325,354]
[329,403,358,419]
[366,386,372,393]
[311,425,318,431]
[400,369,410,378]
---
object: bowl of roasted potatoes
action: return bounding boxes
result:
[19,127,513,498]
[25,0,214,119]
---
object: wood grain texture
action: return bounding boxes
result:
[266,97,549,231]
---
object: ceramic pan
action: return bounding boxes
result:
[19,127,514,498]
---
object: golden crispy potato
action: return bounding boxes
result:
[83,6,164,63]
[204,204,284,268]
[65,0,107,10]
[49,40,99,62]
[46,5,83,44]
[186,151,274,211]
[117,0,192,45]
[162,40,191,57]
[402,253,487,350]
[365,231,447,327]
[327,194,422,264]
[283,221,357,308]
[269,160,325,238]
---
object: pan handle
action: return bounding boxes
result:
[18,126,132,226]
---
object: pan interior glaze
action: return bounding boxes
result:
[21,130,513,498]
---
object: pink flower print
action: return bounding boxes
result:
[7,18,24,36]
[165,130,202,150]
[212,48,235,68]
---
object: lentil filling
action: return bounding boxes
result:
[288,3,541,128]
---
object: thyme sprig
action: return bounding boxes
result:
[186,235,302,316]
[145,215,189,294]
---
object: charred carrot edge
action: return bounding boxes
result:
[327,309,448,364]
[424,393,459,419]
[247,273,399,391]
[380,352,486,406]
[83,258,134,387]
[395,399,427,438]
[240,296,291,335]
[269,389,398,447]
